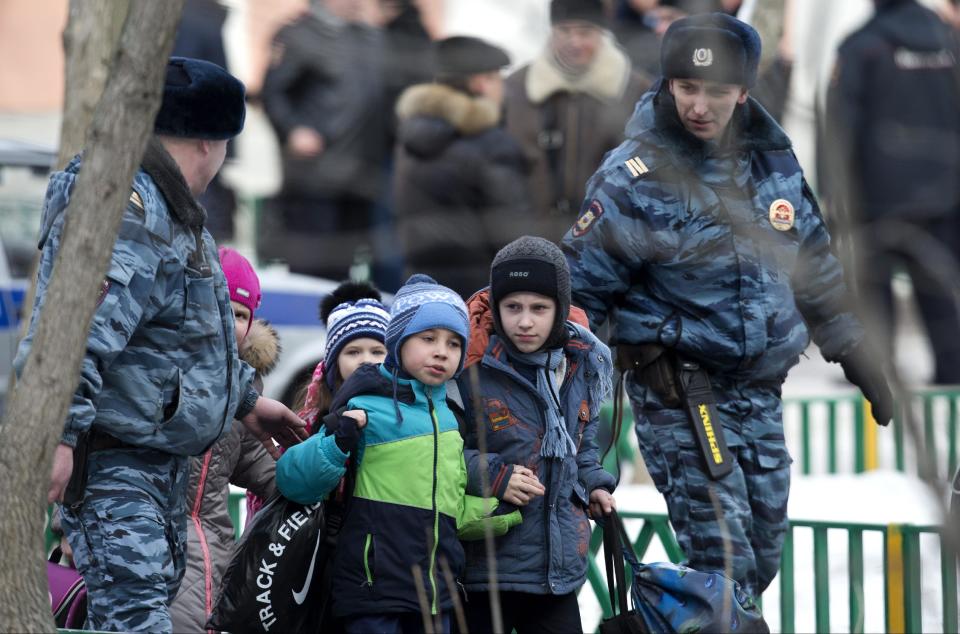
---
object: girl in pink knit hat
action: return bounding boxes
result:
[170,247,279,633]
[218,245,262,343]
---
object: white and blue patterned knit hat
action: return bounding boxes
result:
[385,274,469,376]
[323,297,390,385]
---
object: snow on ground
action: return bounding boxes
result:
[580,471,951,633]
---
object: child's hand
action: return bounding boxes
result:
[502,465,545,506]
[334,410,367,453]
[588,489,616,518]
[342,409,367,429]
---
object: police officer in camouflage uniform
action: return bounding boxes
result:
[561,14,893,598]
[15,58,307,632]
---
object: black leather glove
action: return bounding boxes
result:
[333,413,363,453]
[839,342,893,426]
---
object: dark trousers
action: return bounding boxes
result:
[463,591,582,634]
[856,216,960,384]
[261,193,374,280]
[197,173,236,242]
[345,613,451,634]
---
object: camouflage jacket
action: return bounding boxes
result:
[15,153,257,454]
[562,83,863,382]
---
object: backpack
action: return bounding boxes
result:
[47,547,87,629]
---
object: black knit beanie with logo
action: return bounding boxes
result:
[490,236,571,351]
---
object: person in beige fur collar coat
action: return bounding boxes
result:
[505,0,651,242]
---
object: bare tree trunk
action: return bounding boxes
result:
[57,0,130,169]
[8,0,130,400]
[0,1,184,630]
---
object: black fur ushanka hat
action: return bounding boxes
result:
[154,57,246,140]
[660,13,762,88]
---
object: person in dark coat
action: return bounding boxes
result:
[171,0,237,242]
[825,0,960,384]
[371,0,437,293]
[504,0,651,243]
[392,36,534,298]
[261,0,387,280]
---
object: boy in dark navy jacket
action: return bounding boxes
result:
[459,236,616,633]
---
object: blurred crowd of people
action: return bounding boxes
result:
[181,0,960,381]
[252,0,748,296]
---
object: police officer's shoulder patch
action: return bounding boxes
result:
[623,155,650,178]
[128,190,144,211]
[573,199,604,237]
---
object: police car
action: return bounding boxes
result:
[0,139,52,413]
[0,139,337,415]
[253,269,339,406]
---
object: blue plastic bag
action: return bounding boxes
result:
[600,511,769,634]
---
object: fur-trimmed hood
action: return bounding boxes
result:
[525,33,633,104]
[396,83,501,135]
[395,84,502,159]
[239,319,280,376]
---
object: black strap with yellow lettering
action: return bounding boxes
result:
[677,360,734,480]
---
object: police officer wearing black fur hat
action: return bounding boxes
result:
[20,57,308,633]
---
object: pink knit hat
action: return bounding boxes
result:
[218,246,261,317]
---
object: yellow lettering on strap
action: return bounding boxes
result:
[698,403,724,465]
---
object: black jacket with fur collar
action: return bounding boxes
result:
[392,83,533,298]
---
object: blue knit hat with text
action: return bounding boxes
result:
[385,274,469,377]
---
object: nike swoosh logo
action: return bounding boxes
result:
[292,531,323,605]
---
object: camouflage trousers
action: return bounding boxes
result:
[60,447,189,633]
[627,379,791,598]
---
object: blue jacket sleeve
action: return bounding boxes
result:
[275,433,350,504]
[793,182,864,361]
[577,407,617,495]
[561,171,649,331]
[458,374,514,499]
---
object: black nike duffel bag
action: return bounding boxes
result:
[208,493,330,633]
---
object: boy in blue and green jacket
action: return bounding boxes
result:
[276,274,521,633]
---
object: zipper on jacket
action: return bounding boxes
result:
[192,450,215,620]
[363,533,374,585]
[427,393,440,615]
[542,458,552,590]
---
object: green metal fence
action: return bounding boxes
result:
[784,388,960,480]
[600,387,960,481]
[582,511,959,634]
[50,386,960,632]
